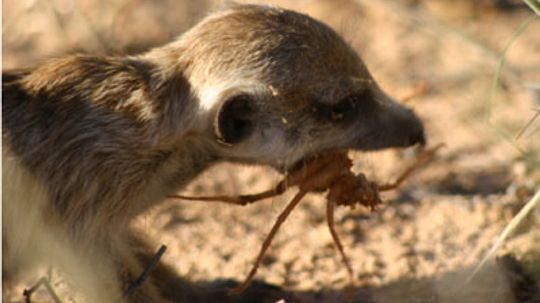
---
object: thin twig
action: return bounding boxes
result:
[23,277,62,303]
[123,245,168,297]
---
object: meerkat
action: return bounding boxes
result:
[2,3,425,303]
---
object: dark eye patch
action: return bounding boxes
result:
[313,90,375,122]
[331,96,356,119]
[215,94,255,145]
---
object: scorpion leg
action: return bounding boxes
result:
[230,190,308,294]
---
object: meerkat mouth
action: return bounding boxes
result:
[284,149,349,175]
[285,141,426,176]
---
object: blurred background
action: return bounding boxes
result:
[3,0,540,302]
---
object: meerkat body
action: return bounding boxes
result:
[3,4,425,303]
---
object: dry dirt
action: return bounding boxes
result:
[3,0,540,302]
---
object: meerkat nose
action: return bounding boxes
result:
[408,129,427,147]
[401,108,426,147]
[392,108,426,148]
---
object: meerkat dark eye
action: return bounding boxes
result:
[330,96,356,121]
[326,94,361,122]
[214,94,255,145]
[324,90,376,122]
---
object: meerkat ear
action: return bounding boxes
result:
[214,94,256,145]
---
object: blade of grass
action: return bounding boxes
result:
[484,16,536,123]
[523,0,540,16]
[516,109,540,139]
[468,189,540,281]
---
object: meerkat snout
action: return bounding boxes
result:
[405,114,426,147]
[363,90,426,150]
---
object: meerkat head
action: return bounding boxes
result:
[147,4,425,171]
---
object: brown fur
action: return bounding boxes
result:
[2,4,425,303]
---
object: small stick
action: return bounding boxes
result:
[229,190,307,294]
[123,245,167,297]
[23,277,62,303]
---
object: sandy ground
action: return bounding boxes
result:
[3,0,540,302]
